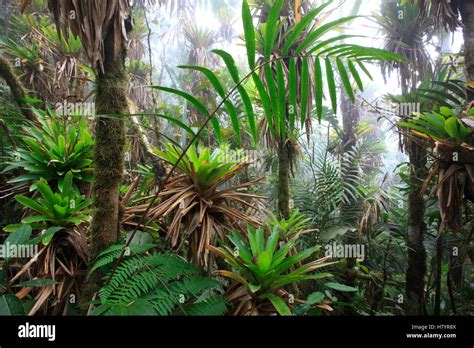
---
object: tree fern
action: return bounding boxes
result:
[294,138,364,229]
[88,243,155,275]
[185,295,227,316]
[90,249,227,316]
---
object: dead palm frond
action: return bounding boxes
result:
[418,0,463,32]
[9,224,89,315]
[45,0,130,72]
[423,140,474,232]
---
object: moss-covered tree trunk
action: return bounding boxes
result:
[277,138,290,219]
[460,1,474,101]
[339,91,360,314]
[406,139,427,315]
[89,19,130,260]
[0,56,36,122]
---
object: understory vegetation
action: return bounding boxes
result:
[0,0,472,317]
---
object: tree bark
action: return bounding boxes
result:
[405,139,427,315]
[130,115,165,182]
[434,233,442,316]
[340,92,360,222]
[0,56,36,122]
[459,0,474,101]
[339,91,361,314]
[277,138,290,219]
[89,18,130,260]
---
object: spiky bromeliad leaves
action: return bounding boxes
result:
[375,0,434,95]
[12,171,92,228]
[6,222,89,315]
[267,209,314,241]
[208,226,337,316]
[401,106,474,231]
[1,37,53,100]
[3,171,92,315]
[149,143,265,268]
[3,176,91,316]
[4,109,93,190]
[91,244,227,316]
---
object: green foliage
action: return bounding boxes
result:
[375,0,432,88]
[210,225,335,315]
[155,142,245,189]
[4,224,32,245]
[40,24,82,56]
[399,107,473,144]
[418,79,466,108]
[293,140,362,231]
[152,142,262,267]
[267,209,312,240]
[0,294,26,315]
[387,64,467,110]
[4,110,93,189]
[149,86,222,144]
[13,171,92,227]
[91,246,227,316]
[1,38,45,74]
[128,60,152,77]
[150,0,403,147]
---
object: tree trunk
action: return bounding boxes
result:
[405,139,427,315]
[0,56,36,122]
[459,0,474,101]
[340,93,360,222]
[89,19,130,260]
[277,139,290,219]
[434,233,443,316]
[339,91,361,314]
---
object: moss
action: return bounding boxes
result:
[89,21,129,260]
[0,55,36,122]
[405,139,428,315]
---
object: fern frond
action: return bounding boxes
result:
[92,250,227,316]
[89,243,155,275]
[186,295,228,316]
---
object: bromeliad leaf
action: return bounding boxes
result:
[210,224,336,316]
[324,282,358,292]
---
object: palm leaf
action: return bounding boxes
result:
[325,58,337,114]
[264,0,285,58]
